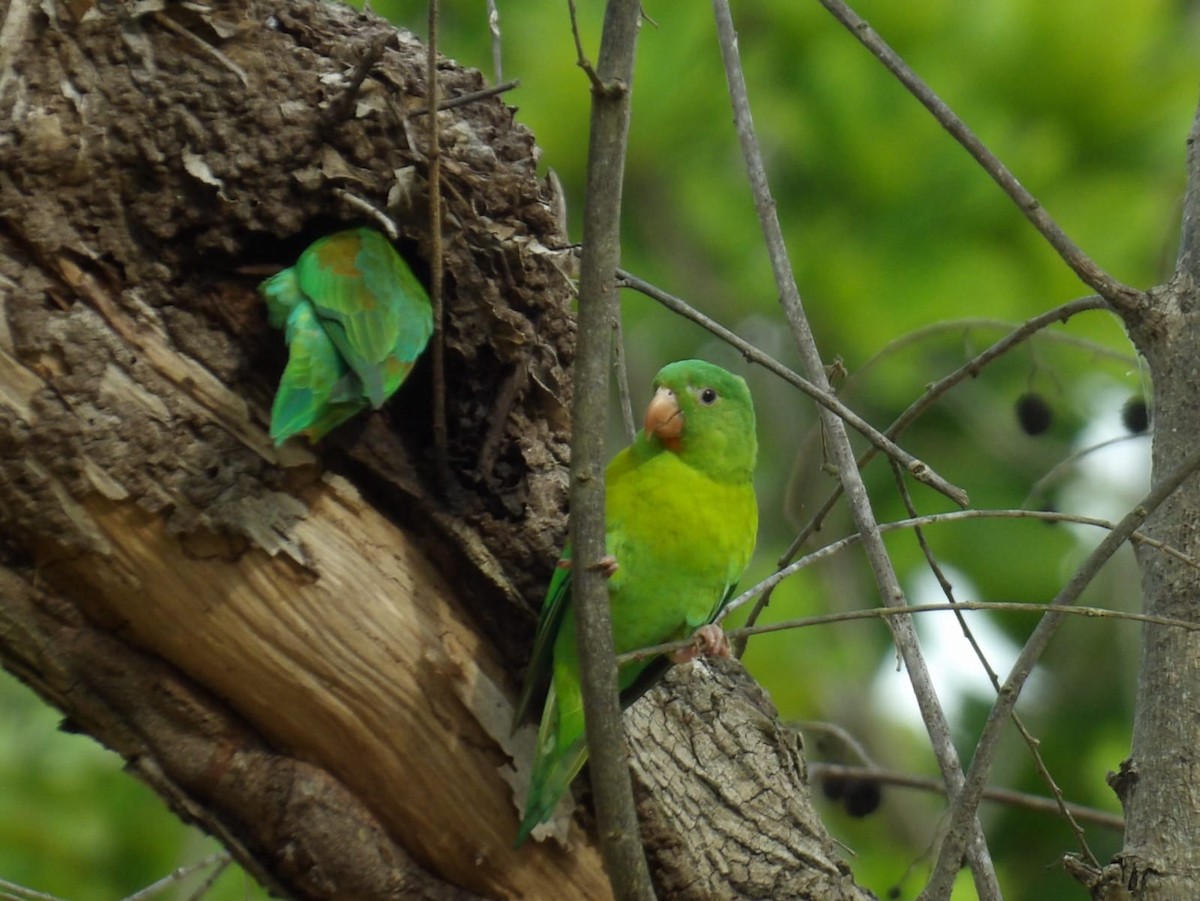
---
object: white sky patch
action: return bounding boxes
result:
[1058,378,1151,531]
[870,567,1036,731]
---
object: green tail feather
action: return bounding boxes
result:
[514,683,588,846]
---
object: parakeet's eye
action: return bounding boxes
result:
[699,387,718,405]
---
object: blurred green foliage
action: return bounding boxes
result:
[0,669,266,899]
[5,1,1196,898]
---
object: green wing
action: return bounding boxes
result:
[296,228,434,408]
[269,301,367,445]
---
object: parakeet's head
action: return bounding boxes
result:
[642,359,757,483]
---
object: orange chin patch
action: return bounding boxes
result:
[643,387,684,452]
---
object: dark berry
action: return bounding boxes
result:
[842,778,883,817]
[1015,392,1053,435]
[821,775,846,801]
[1122,397,1150,435]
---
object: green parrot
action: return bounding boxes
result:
[512,359,759,845]
[258,227,434,444]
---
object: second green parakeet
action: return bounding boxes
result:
[259,227,434,444]
[512,359,759,844]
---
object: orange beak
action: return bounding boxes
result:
[644,386,683,449]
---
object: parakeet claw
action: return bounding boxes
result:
[586,555,620,579]
[669,623,731,664]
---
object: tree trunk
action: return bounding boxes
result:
[1098,105,1200,901]
[0,0,868,897]
[1117,259,1200,895]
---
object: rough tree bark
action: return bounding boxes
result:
[0,1,870,898]
[1111,102,1200,900]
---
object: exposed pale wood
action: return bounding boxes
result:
[41,482,610,899]
[0,567,480,901]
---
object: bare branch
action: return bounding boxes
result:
[807,763,1125,832]
[408,79,521,117]
[620,600,1200,666]
[323,31,388,126]
[1022,434,1147,508]
[567,0,605,93]
[891,462,1099,867]
[485,0,503,84]
[612,315,637,443]
[570,1,655,897]
[0,877,70,901]
[617,270,968,506]
[923,440,1200,898]
[841,315,1135,398]
[120,853,230,901]
[815,0,1143,314]
[150,11,248,87]
[181,857,231,901]
[332,188,399,240]
[782,295,1108,566]
[733,506,1194,622]
[711,2,998,893]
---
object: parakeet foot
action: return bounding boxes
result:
[670,623,730,664]
[585,555,620,578]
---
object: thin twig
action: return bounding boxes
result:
[730,506,1193,624]
[409,79,520,116]
[332,188,399,241]
[567,0,605,92]
[815,0,1142,314]
[711,3,998,893]
[182,857,231,901]
[617,269,968,506]
[151,11,248,87]
[620,600,1200,665]
[485,0,503,83]
[612,315,637,443]
[1022,434,1147,508]
[323,32,388,126]
[923,440,1200,898]
[120,853,230,901]
[808,763,1125,832]
[426,0,451,491]
[891,462,1003,691]
[840,316,1135,399]
[800,719,880,767]
[779,295,1107,572]
[0,879,68,901]
[569,1,655,896]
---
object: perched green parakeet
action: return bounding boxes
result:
[258,227,434,444]
[512,359,758,845]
